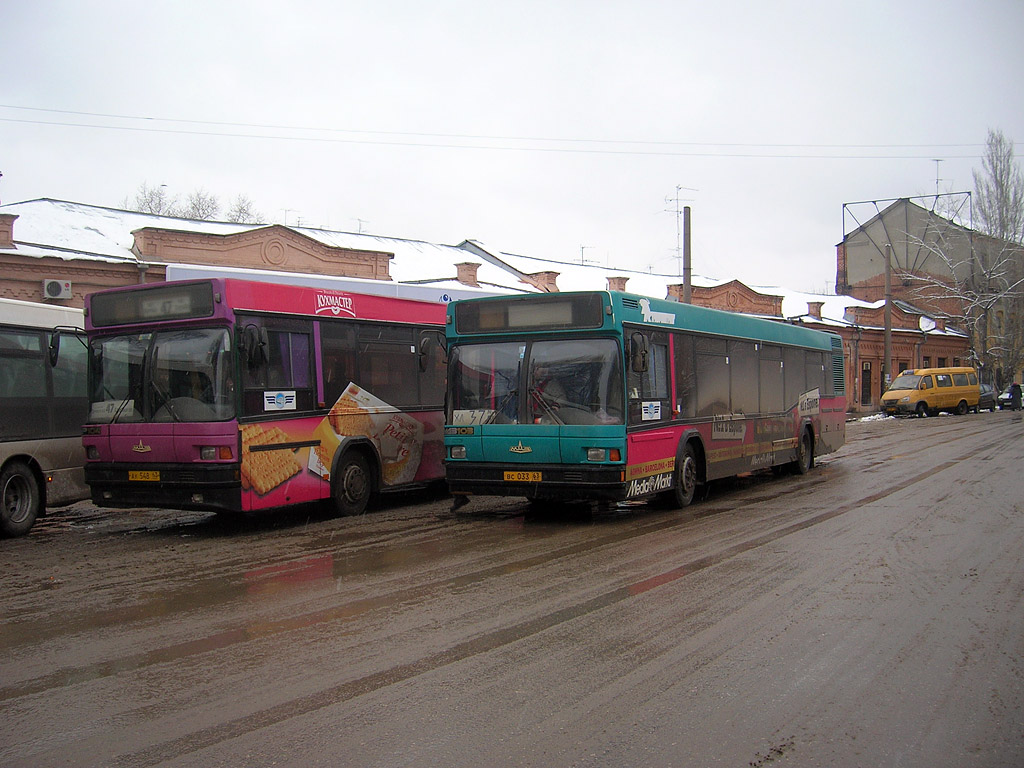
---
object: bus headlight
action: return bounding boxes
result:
[200,446,233,460]
[587,448,621,462]
[449,445,467,460]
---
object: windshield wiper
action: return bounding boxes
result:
[529,386,564,425]
[487,389,518,423]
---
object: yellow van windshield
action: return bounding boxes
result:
[888,374,921,390]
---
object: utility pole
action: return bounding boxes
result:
[665,186,697,303]
[884,242,892,393]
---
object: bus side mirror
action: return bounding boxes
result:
[630,333,649,372]
[417,331,446,372]
[48,331,61,367]
[243,326,270,367]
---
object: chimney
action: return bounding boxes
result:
[0,214,17,249]
[666,284,685,302]
[455,262,480,286]
[527,271,559,293]
[606,276,629,292]
[808,301,824,320]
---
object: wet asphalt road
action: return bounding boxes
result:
[3,412,1024,767]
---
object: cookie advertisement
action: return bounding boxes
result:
[308,383,425,488]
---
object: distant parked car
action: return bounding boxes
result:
[998,386,1011,409]
[977,383,997,412]
[1000,384,1023,410]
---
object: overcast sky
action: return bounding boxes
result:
[3,0,1023,293]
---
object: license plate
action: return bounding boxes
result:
[504,470,542,482]
[129,470,160,481]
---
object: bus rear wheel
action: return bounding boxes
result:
[332,452,373,516]
[792,428,814,475]
[1,462,41,538]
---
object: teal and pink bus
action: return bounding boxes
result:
[83,278,448,516]
[444,291,846,507]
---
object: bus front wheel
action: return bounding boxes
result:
[1,462,41,538]
[332,452,373,516]
[669,444,698,508]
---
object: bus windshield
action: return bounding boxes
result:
[89,327,235,423]
[449,338,624,426]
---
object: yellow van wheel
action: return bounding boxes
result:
[955,400,968,415]
[915,402,930,417]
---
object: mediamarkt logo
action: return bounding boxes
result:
[314,292,356,317]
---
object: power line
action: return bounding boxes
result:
[0,115,984,160]
[0,104,986,159]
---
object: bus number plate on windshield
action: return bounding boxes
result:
[504,471,542,482]
[129,470,160,482]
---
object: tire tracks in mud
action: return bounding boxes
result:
[103,426,1018,767]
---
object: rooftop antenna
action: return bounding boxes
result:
[579,245,597,265]
[355,218,369,234]
[932,159,943,195]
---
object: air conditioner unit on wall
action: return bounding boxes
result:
[42,279,73,300]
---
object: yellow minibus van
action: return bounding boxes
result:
[880,367,980,417]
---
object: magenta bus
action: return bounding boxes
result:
[83,278,447,516]
[444,291,847,507]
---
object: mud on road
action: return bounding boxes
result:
[3,413,1024,767]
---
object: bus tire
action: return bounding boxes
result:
[669,444,698,508]
[955,400,968,415]
[332,452,373,516]
[1,461,41,538]
[792,428,814,475]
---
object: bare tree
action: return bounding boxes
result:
[225,194,263,224]
[122,182,181,216]
[974,129,1024,244]
[180,188,221,221]
[903,131,1024,386]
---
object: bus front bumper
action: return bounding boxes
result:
[446,462,627,501]
[85,463,242,512]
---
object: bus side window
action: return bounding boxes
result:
[805,351,825,395]
[729,340,758,415]
[760,344,784,413]
[320,322,357,407]
[673,333,696,418]
[358,325,416,407]
[241,323,314,415]
[695,336,728,417]
[783,346,805,408]
[628,333,669,424]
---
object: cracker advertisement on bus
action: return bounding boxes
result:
[308,383,424,487]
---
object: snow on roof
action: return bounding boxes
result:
[469,245,730,297]
[7,198,950,333]
[0,198,530,294]
[289,226,524,290]
[0,198,252,262]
